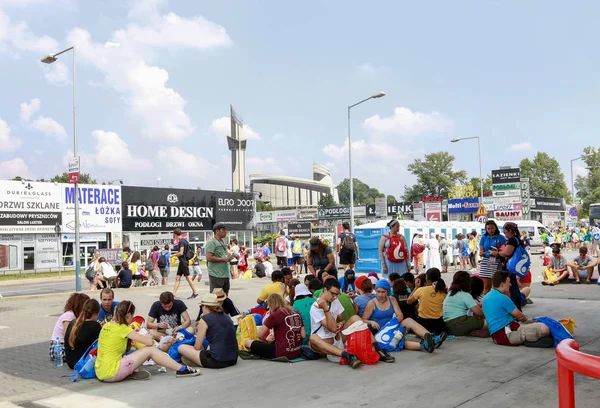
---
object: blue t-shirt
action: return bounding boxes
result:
[482,289,517,335]
[480,233,506,258]
[354,293,376,318]
[201,312,238,362]
[338,277,356,294]
[158,250,170,270]
[263,246,271,257]
[117,269,133,288]
[97,301,119,323]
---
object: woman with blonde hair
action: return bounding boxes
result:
[245,293,305,360]
[64,299,101,368]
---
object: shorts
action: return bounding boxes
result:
[177,261,190,277]
[209,275,230,295]
[520,271,532,284]
[160,268,170,278]
[102,355,136,382]
[192,265,202,276]
[339,250,356,265]
[444,315,484,337]
[199,350,237,369]
[249,341,277,360]
[491,321,548,346]
[292,256,303,265]
[276,256,287,267]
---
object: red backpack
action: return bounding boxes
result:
[384,234,408,262]
[276,237,287,253]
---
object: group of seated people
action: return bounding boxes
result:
[50,263,559,381]
[541,244,598,285]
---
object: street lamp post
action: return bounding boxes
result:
[451,137,483,205]
[570,156,584,205]
[347,91,386,232]
[41,46,80,291]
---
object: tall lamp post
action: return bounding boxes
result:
[451,137,483,205]
[41,46,80,291]
[348,91,386,231]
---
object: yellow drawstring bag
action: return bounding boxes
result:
[237,315,258,351]
[558,318,577,335]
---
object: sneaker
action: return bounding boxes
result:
[420,333,435,353]
[176,366,201,377]
[187,293,199,299]
[377,349,395,363]
[346,353,362,369]
[541,281,548,286]
[434,332,448,349]
[526,298,533,305]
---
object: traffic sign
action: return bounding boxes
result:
[477,214,488,223]
[569,207,579,217]
[476,204,487,216]
[68,156,80,184]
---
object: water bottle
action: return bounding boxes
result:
[53,337,63,368]
[389,330,404,349]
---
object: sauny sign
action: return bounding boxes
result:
[495,210,522,221]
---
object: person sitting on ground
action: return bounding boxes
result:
[362,279,442,353]
[87,254,101,290]
[542,247,569,286]
[245,293,305,360]
[368,272,379,285]
[482,272,552,347]
[309,279,394,368]
[282,267,294,287]
[401,272,416,292]
[470,276,484,302]
[308,278,323,295]
[567,246,597,284]
[97,288,119,324]
[116,261,133,289]
[317,270,330,283]
[49,293,90,362]
[407,268,447,335]
[263,255,274,278]
[415,273,427,289]
[314,276,358,321]
[287,278,301,305]
[392,278,417,320]
[292,283,315,344]
[147,291,192,340]
[354,276,376,317]
[196,288,240,322]
[304,274,313,287]
[178,294,238,369]
[257,270,286,305]
[95,301,200,381]
[64,299,102,369]
[254,256,266,278]
[443,271,488,337]
[338,269,357,296]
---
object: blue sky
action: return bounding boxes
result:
[1,0,598,199]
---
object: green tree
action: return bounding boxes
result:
[468,176,493,195]
[574,147,600,218]
[50,172,97,184]
[11,176,32,181]
[402,151,467,201]
[519,153,569,200]
[318,193,337,207]
[337,178,386,206]
[387,194,397,204]
[256,200,275,212]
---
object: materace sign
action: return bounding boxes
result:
[0,181,61,233]
[62,184,122,233]
[121,187,253,232]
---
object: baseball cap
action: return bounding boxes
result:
[344,269,356,281]
[309,237,320,250]
[212,222,226,232]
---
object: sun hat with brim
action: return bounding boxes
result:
[294,283,311,297]
[212,288,227,301]
[200,293,219,307]
[375,279,391,292]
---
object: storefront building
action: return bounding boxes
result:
[529,197,566,226]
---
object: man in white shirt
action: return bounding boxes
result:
[309,279,395,368]
[263,255,274,278]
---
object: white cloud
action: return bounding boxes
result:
[0,157,31,179]
[66,6,232,142]
[210,116,261,140]
[19,98,40,122]
[90,130,151,171]
[247,157,283,174]
[0,119,21,151]
[323,137,408,162]
[363,107,453,136]
[573,164,588,179]
[44,60,69,86]
[157,147,214,177]
[506,142,533,152]
[0,8,58,56]
[31,116,67,140]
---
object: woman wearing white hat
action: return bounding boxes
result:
[178,294,238,369]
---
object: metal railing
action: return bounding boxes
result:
[556,339,600,407]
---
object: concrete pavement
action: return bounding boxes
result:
[1,259,600,407]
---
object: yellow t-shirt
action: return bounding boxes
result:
[412,286,446,319]
[95,322,133,380]
[258,282,285,302]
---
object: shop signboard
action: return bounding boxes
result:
[529,197,566,212]
[275,210,298,222]
[34,234,60,269]
[61,232,107,242]
[495,210,523,221]
[257,211,274,223]
[448,198,479,213]
[0,181,61,233]
[492,168,521,184]
[318,206,366,220]
[413,202,425,221]
[62,184,122,233]
[214,191,254,230]
[287,222,312,239]
[449,185,478,199]
[297,208,318,220]
[425,202,442,222]
[492,189,521,197]
[367,202,414,217]
[94,248,124,266]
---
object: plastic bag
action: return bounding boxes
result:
[345,328,379,365]
[507,245,530,278]
[374,317,406,352]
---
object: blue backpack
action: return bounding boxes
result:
[63,339,98,382]
[506,245,531,278]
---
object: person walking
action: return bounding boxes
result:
[206,223,234,295]
[172,228,198,299]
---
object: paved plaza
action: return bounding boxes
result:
[1,259,599,408]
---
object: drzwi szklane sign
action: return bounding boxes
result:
[0,181,61,233]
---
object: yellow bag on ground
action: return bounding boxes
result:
[241,270,253,279]
[237,315,258,351]
[559,318,577,335]
[544,267,558,284]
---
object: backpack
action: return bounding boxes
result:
[276,237,287,253]
[384,234,408,262]
[180,239,194,260]
[63,339,98,382]
[145,254,154,271]
[84,263,95,281]
[157,252,167,269]
[342,233,355,252]
[506,243,531,278]
[292,240,303,254]
[237,314,258,351]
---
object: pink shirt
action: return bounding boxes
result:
[51,311,75,342]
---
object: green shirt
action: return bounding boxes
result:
[442,290,477,322]
[205,237,230,278]
[314,290,355,321]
